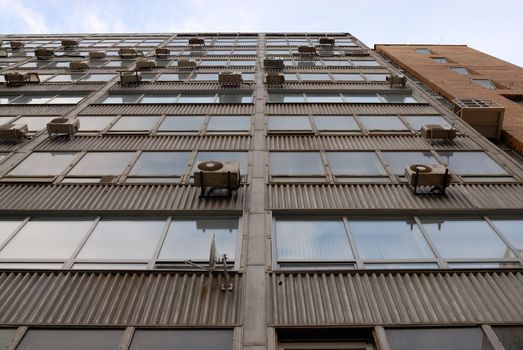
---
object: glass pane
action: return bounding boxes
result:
[431,57,449,64]
[11,95,53,104]
[350,220,434,259]
[299,73,330,81]
[331,73,364,81]
[77,116,115,131]
[0,219,92,259]
[191,73,219,81]
[129,330,233,350]
[216,93,252,103]
[472,79,497,89]
[382,152,439,175]
[0,329,16,350]
[276,220,353,260]
[493,326,523,350]
[359,116,408,131]
[72,263,147,270]
[342,94,381,103]
[421,219,516,259]
[490,220,523,256]
[363,73,389,81]
[141,95,179,104]
[450,67,470,75]
[314,116,360,131]
[77,220,165,259]
[404,116,451,130]
[82,74,116,82]
[0,219,24,246]
[16,329,123,350]
[267,116,312,131]
[8,152,76,176]
[437,151,507,175]
[177,94,216,103]
[15,116,56,131]
[158,116,205,132]
[305,93,344,103]
[268,93,305,103]
[386,328,494,350]
[68,152,135,176]
[351,60,380,67]
[129,152,190,176]
[0,117,15,126]
[207,116,251,131]
[48,74,84,82]
[194,152,248,174]
[159,218,238,260]
[109,116,159,132]
[416,48,431,55]
[50,95,85,104]
[101,94,140,104]
[381,94,419,103]
[327,152,387,175]
[270,152,325,176]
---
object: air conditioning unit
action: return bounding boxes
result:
[386,74,406,88]
[34,48,54,60]
[263,58,284,70]
[189,37,205,47]
[266,72,285,86]
[0,124,29,143]
[136,59,156,70]
[0,48,8,58]
[298,45,317,55]
[46,118,80,139]
[219,72,242,87]
[69,61,89,71]
[421,124,457,141]
[405,164,450,194]
[61,39,79,48]
[89,51,106,59]
[10,41,24,50]
[194,160,241,198]
[99,175,117,183]
[345,49,369,57]
[118,48,140,59]
[120,71,142,86]
[155,47,170,59]
[319,37,335,46]
[177,58,197,69]
[4,72,40,86]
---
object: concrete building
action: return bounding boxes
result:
[375,44,523,155]
[0,33,522,349]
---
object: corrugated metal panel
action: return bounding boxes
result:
[267,104,438,115]
[110,83,254,92]
[79,104,254,115]
[268,135,479,151]
[0,271,242,326]
[36,135,250,151]
[0,184,248,211]
[0,105,76,116]
[268,183,523,210]
[269,271,523,325]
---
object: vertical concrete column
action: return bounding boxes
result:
[242,33,268,350]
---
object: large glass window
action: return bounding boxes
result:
[207,116,251,132]
[128,152,190,177]
[493,326,523,350]
[77,116,115,131]
[68,152,135,176]
[437,151,508,176]
[416,48,432,55]
[386,327,494,350]
[472,79,497,89]
[404,116,451,130]
[0,220,24,247]
[16,329,124,350]
[109,116,160,132]
[327,152,387,176]
[15,116,56,131]
[270,152,325,176]
[8,152,76,176]
[267,116,312,132]
[313,116,360,131]
[0,329,16,350]
[490,220,523,256]
[359,116,408,131]
[382,152,439,175]
[158,116,205,133]
[450,67,470,75]
[129,330,233,350]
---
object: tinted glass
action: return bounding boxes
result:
[77,220,165,259]
[129,330,233,350]
[268,93,305,103]
[314,116,360,131]
[8,152,76,176]
[331,73,364,81]
[416,48,431,55]
[305,93,344,103]
[16,329,123,350]
[491,220,523,255]
[421,220,515,259]
[276,220,353,260]
[69,152,134,176]
[129,152,190,176]
[207,116,251,131]
[194,152,248,174]
[437,152,507,175]
[269,152,325,176]
[382,152,438,175]
[159,218,238,260]
[77,116,115,131]
[343,94,381,103]
[267,116,312,131]
[493,326,523,350]
[0,219,92,259]
[359,116,408,131]
[299,73,330,81]
[110,116,159,131]
[159,116,205,132]
[215,93,252,104]
[350,220,434,259]
[327,152,387,175]
[0,329,16,350]
[404,116,451,130]
[0,220,24,246]
[386,328,494,350]
[15,116,56,131]
[450,67,470,75]
[472,79,497,89]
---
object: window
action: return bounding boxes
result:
[7,152,76,177]
[403,116,451,131]
[350,60,381,67]
[158,116,205,133]
[0,220,24,247]
[386,328,494,350]
[99,93,253,104]
[359,116,408,131]
[269,152,325,176]
[128,152,190,178]
[207,116,251,132]
[298,73,330,81]
[416,48,432,55]
[382,152,439,175]
[77,116,115,131]
[194,152,248,175]
[129,330,233,350]
[450,66,470,75]
[437,151,508,176]
[16,329,124,350]
[327,152,387,176]
[332,73,365,81]
[0,329,16,350]
[14,116,57,132]
[109,116,160,132]
[490,220,523,255]
[68,152,135,176]
[493,326,523,350]
[314,116,360,131]
[342,94,382,103]
[0,94,86,105]
[431,57,449,64]
[472,79,497,89]
[267,116,312,132]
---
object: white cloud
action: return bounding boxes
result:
[0,0,49,33]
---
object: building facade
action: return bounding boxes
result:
[0,33,522,349]
[375,44,523,155]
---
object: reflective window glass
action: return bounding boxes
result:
[276,220,353,260]
[0,219,92,259]
[331,73,364,81]
[472,79,497,89]
[381,94,419,103]
[8,152,76,176]
[207,116,251,131]
[77,220,165,260]
[82,74,116,82]
[77,116,115,131]
[49,95,85,104]
[416,48,432,55]
[68,152,135,176]
[268,93,305,103]
[404,116,451,130]
[437,151,508,175]
[359,116,408,131]
[450,67,470,75]
[194,152,248,174]
[305,93,344,103]
[159,218,238,261]
[342,94,381,103]
[421,219,516,259]
[267,116,312,132]
[177,94,216,103]
[270,152,325,176]
[129,329,233,350]
[493,326,523,350]
[15,116,56,131]
[215,93,252,104]
[387,328,493,350]
[431,57,449,63]
[109,116,160,132]
[299,73,330,81]
[382,152,439,175]
[351,60,380,67]
[0,329,16,350]
[129,152,190,176]
[48,74,84,82]
[141,95,179,104]
[327,152,387,176]
[158,116,205,132]
[491,220,523,255]
[313,116,360,131]
[16,329,124,350]
[0,220,24,247]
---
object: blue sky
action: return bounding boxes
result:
[1,0,522,67]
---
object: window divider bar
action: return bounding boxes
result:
[480,324,505,350]
[342,216,364,269]
[484,216,523,264]
[0,216,30,252]
[118,326,135,350]
[413,216,448,269]
[149,217,172,269]
[65,216,102,269]
[5,326,28,350]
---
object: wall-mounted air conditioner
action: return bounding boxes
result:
[405,164,450,195]
[194,160,241,198]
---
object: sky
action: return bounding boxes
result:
[0,0,522,67]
